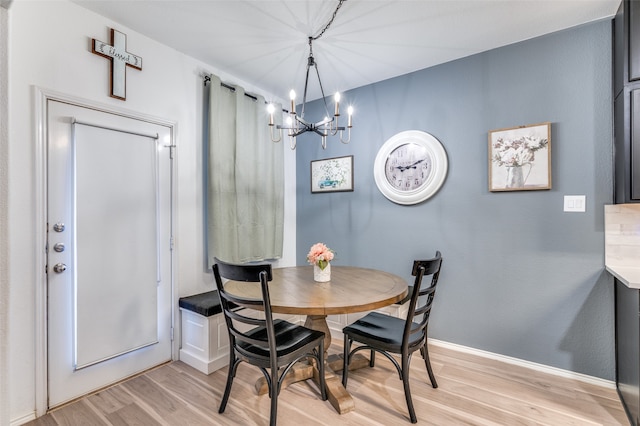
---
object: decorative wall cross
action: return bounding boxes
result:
[92,28,142,101]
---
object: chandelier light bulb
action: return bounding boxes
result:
[289,90,296,114]
[267,103,275,125]
[347,106,354,127]
[334,92,341,116]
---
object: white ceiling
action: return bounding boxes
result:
[72,0,621,102]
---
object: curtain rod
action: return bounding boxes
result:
[203,75,258,102]
[203,75,289,113]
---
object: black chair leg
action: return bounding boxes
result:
[318,340,327,401]
[269,367,278,426]
[369,349,375,367]
[420,345,438,388]
[401,354,417,424]
[219,356,239,413]
[342,334,350,387]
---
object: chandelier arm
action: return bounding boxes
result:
[270,125,282,143]
[300,46,313,119]
[340,128,351,144]
[312,61,333,120]
[311,127,329,138]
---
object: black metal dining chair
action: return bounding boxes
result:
[213,258,327,426]
[341,251,443,423]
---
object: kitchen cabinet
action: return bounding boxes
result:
[608,205,640,425]
[616,279,640,425]
[614,0,640,203]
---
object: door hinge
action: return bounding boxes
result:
[170,236,175,251]
[170,327,174,341]
[164,144,176,159]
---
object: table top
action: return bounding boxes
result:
[224,265,408,316]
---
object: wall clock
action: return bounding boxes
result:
[373,130,448,205]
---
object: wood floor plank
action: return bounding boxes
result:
[345,364,508,426]
[103,403,161,426]
[23,414,59,426]
[49,400,109,426]
[86,386,136,416]
[26,341,629,426]
[438,362,625,424]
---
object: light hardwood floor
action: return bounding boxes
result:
[26,342,629,425]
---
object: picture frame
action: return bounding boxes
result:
[488,122,551,192]
[311,155,354,193]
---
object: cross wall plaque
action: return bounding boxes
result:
[92,28,142,101]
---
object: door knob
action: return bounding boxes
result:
[53,223,65,232]
[53,263,67,273]
[53,243,65,253]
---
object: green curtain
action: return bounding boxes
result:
[207,74,284,265]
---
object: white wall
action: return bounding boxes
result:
[1,4,10,426]
[7,1,296,423]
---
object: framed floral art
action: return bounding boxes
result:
[488,122,551,192]
[310,155,354,193]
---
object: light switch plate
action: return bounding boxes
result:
[564,195,586,212]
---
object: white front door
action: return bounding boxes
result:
[46,100,173,408]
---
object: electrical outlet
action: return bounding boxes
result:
[563,195,586,212]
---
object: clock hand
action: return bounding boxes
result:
[395,158,425,171]
[409,159,425,169]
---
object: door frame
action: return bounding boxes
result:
[34,87,178,416]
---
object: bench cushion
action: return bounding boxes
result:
[179,290,222,317]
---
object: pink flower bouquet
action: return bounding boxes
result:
[307,243,334,270]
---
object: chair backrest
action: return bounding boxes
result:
[403,251,443,351]
[212,258,277,363]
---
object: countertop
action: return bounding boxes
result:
[606,265,640,289]
[605,204,640,289]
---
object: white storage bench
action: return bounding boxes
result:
[178,291,230,374]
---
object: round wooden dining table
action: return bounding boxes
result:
[224,265,408,414]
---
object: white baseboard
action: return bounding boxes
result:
[429,338,616,389]
[179,348,228,375]
[10,411,35,426]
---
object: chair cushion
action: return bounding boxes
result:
[237,319,325,361]
[178,291,222,317]
[343,311,423,352]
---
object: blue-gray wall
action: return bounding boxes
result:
[295,21,614,380]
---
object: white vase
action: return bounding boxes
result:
[505,165,524,188]
[313,263,331,282]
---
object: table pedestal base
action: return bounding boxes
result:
[254,314,372,415]
[254,353,370,414]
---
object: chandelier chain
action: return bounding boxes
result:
[311,0,346,41]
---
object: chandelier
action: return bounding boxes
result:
[268,0,353,150]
